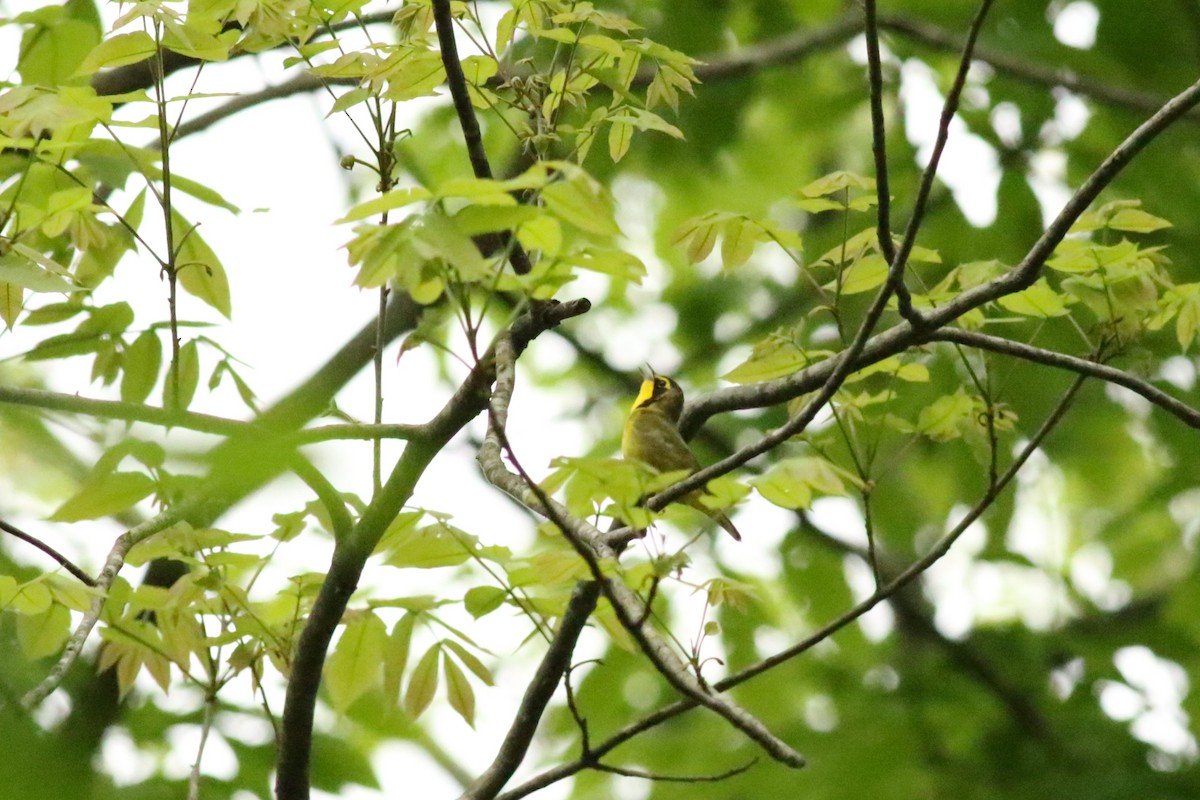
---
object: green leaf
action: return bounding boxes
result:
[159,171,241,213]
[160,19,235,61]
[329,87,371,115]
[121,330,162,404]
[383,614,415,705]
[800,170,876,198]
[404,643,440,719]
[17,603,71,659]
[464,586,507,619]
[19,15,100,84]
[443,652,475,727]
[325,612,386,712]
[608,120,633,163]
[76,31,157,75]
[310,733,381,792]
[917,388,977,442]
[561,247,646,282]
[542,176,620,236]
[996,278,1069,317]
[381,49,445,102]
[164,339,200,411]
[722,335,829,384]
[172,210,232,317]
[752,456,856,510]
[0,283,22,328]
[720,216,756,269]
[834,254,889,295]
[0,577,52,614]
[50,471,155,521]
[674,214,719,264]
[1176,287,1200,350]
[443,639,494,686]
[338,187,432,224]
[385,522,475,569]
[516,215,562,256]
[1107,207,1171,233]
[0,251,75,292]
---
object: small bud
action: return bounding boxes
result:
[339,155,356,171]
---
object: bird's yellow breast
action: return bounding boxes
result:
[622,407,700,474]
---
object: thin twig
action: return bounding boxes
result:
[0,520,97,587]
[594,757,758,783]
[863,0,895,264]
[187,691,219,800]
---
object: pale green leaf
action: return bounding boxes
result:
[0,252,75,292]
[0,577,52,614]
[443,640,494,686]
[383,613,415,705]
[608,120,633,163]
[720,216,756,269]
[0,282,21,328]
[996,278,1070,317]
[120,330,162,404]
[443,652,475,727]
[173,210,232,317]
[50,471,155,521]
[385,522,475,569]
[542,178,620,236]
[835,254,889,295]
[464,586,507,619]
[404,644,441,719]
[1107,208,1172,234]
[325,612,387,712]
[76,31,157,74]
[17,604,71,659]
[163,339,200,411]
[338,187,432,224]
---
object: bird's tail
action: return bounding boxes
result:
[711,509,741,541]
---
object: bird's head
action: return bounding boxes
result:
[632,371,685,422]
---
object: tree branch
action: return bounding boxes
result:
[927,328,1200,428]
[0,519,98,587]
[863,1,895,265]
[0,385,251,437]
[431,0,532,275]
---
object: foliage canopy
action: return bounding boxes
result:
[2,0,1200,799]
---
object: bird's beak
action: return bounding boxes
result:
[640,363,655,380]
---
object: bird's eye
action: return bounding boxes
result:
[656,378,669,389]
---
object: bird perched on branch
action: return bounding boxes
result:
[621,371,742,540]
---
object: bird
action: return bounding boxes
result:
[621,371,742,540]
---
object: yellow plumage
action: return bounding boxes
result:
[621,373,742,540]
